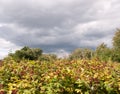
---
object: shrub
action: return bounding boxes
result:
[0,59,120,93]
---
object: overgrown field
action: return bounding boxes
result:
[0,58,120,94]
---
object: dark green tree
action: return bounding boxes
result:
[12,46,42,61]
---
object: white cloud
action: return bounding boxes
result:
[0,38,21,59]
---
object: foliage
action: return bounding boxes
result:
[9,46,42,61]
[110,48,120,62]
[0,58,120,94]
[113,29,120,50]
[95,43,112,61]
[112,29,120,62]
[69,48,93,60]
[1,28,120,93]
[38,54,57,62]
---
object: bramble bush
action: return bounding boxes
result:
[0,58,120,94]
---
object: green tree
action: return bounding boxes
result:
[69,48,93,60]
[12,46,42,61]
[113,29,120,50]
[95,43,112,61]
[112,29,120,62]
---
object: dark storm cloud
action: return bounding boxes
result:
[0,0,120,56]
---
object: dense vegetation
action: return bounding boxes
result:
[0,29,120,94]
[0,59,120,94]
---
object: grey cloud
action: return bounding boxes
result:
[0,24,75,52]
[0,0,96,29]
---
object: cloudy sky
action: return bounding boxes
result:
[0,0,120,58]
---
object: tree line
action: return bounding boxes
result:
[8,46,57,62]
[69,29,120,62]
[7,29,120,62]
